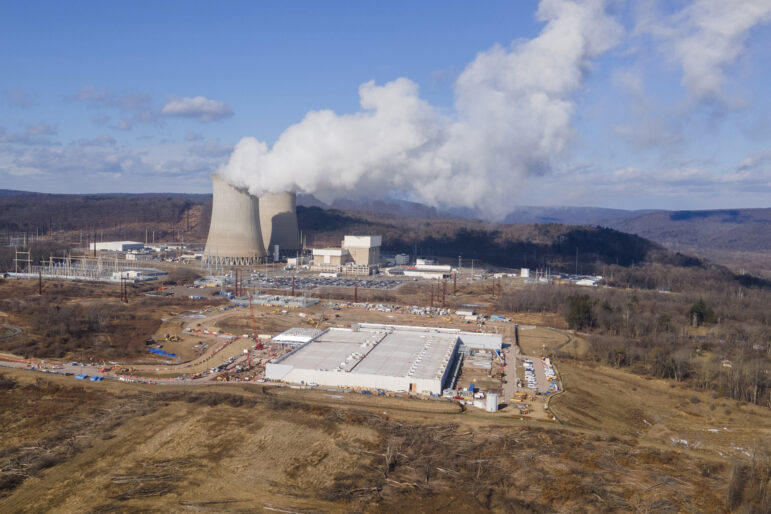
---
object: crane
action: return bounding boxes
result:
[247,287,263,359]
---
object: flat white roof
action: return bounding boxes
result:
[312,248,346,256]
[343,235,382,248]
[273,327,324,344]
[358,323,502,351]
[276,325,458,379]
[354,330,455,380]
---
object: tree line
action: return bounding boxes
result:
[496,264,770,406]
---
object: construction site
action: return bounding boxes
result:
[1,174,769,513]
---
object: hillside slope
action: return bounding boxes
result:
[606,209,771,278]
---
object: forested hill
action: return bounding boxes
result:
[0,190,760,281]
[0,192,211,240]
[296,206,700,274]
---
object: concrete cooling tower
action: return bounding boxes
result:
[259,192,300,254]
[204,175,267,266]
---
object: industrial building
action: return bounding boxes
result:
[265,323,501,394]
[342,235,381,266]
[272,327,324,347]
[394,253,410,265]
[403,269,452,280]
[402,259,454,280]
[310,235,381,275]
[89,241,144,252]
[312,248,348,266]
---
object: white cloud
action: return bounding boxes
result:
[73,85,114,106]
[0,138,230,186]
[72,85,159,129]
[113,119,132,131]
[219,0,622,219]
[160,96,233,122]
[643,0,771,106]
[3,88,36,109]
[0,125,55,145]
[26,123,57,136]
[77,135,117,147]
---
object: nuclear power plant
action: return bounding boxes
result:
[203,175,301,266]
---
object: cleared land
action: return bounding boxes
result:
[2,367,764,512]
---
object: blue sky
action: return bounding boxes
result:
[1,1,769,212]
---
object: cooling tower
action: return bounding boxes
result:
[204,175,267,266]
[259,192,300,253]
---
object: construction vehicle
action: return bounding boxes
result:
[163,333,180,342]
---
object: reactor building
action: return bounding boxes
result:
[203,175,301,266]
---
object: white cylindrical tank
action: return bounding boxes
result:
[520,268,530,278]
[204,175,266,266]
[259,192,300,254]
[485,393,499,412]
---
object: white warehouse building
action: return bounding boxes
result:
[89,241,145,252]
[266,323,501,394]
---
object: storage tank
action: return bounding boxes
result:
[259,192,300,255]
[485,393,499,412]
[204,175,266,266]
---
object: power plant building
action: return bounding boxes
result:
[89,241,144,252]
[343,235,381,266]
[265,323,501,394]
[204,175,267,266]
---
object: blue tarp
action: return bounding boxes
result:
[148,348,179,358]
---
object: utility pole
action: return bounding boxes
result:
[453,272,457,295]
[575,247,579,275]
[38,270,42,295]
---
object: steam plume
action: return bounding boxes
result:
[219,0,622,218]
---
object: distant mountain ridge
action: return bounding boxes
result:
[1,189,767,277]
[295,194,770,278]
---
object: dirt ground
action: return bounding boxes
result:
[1,367,759,513]
[1,276,769,511]
[0,278,227,362]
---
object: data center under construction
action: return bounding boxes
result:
[265,323,502,395]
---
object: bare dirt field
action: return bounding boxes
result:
[2,367,761,513]
[0,278,227,362]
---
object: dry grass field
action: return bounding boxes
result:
[2,366,768,512]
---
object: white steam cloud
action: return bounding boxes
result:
[641,0,771,106]
[219,0,622,218]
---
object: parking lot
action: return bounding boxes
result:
[247,276,404,291]
[522,356,559,394]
